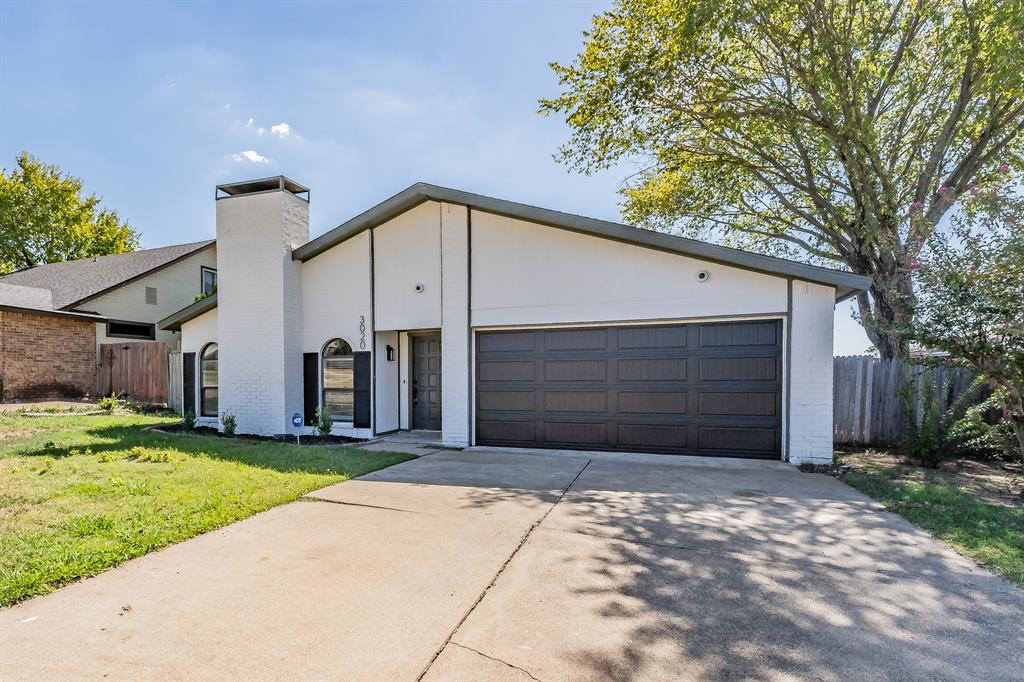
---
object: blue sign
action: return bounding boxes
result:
[291,412,303,428]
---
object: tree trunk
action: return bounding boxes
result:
[856,271,915,359]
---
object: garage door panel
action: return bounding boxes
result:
[543,328,608,351]
[699,392,777,416]
[617,424,689,449]
[617,358,687,381]
[478,391,536,411]
[618,391,688,414]
[698,427,778,453]
[477,420,535,444]
[699,357,778,382]
[700,321,778,347]
[478,361,536,382]
[476,321,781,459]
[544,422,607,445]
[617,326,689,349]
[544,360,607,382]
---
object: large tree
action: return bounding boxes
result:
[541,0,1024,357]
[0,152,138,275]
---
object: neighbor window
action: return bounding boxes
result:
[107,320,156,340]
[200,343,218,417]
[322,338,354,421]
[201,267,217,296]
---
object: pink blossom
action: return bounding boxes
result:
[967,181,979,190]
[910,201,924,213]
[908,261,921,271]
[1000,163,1010,173]
[938,186,950,195]
[971,234,982,242]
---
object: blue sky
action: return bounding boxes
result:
[0,0,869,354]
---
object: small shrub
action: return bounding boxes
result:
[314,407,333,437]
[182,410,196,429]
[96,452,113,463]
[900,373,986,467]
[99,395,120,412]
[221,412,237,437]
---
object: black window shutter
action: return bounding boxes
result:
[303,352,318,426]
[182,353,196,416]
[353,351,372,428]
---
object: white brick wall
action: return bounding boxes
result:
[788,280,836,465]
[440,203,470,447]
[216,190,307,436]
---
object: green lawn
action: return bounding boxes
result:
[840,457,1024,587]
[0,412,413,606]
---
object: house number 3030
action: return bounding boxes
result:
[358,315,366,349]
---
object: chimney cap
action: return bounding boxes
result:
[216,175,309,200]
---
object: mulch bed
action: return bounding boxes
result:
[152,423,365,446]
[836,447,1023,507]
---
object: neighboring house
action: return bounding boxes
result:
[161,177,870,466]
[0,241,217,400]
[0,283,104,399]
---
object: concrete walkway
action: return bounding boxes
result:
[2,449,1022,681]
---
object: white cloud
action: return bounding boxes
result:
[230,150,271,164]
[270,122,291,137]
[224,103,231,110]
[246,117,254,127]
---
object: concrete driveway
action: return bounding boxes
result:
[2,449,1021,681]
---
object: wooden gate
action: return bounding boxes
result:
[97,341,170,404]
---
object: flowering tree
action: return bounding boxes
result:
[909,171,1024,467]
[541,0,1024,357]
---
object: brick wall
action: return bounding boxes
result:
[788,280,836,465]
[0,310,96,400]
[440,202,470,447]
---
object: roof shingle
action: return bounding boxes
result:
[0,240,214,309]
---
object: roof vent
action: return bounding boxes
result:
[215,176,309,201]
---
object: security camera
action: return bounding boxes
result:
[414,283,425,293]
[695,270,711,283]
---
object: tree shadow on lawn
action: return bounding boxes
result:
[448,459,1024,681]
[15,424,413,478]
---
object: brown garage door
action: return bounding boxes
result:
[475,320,782,459]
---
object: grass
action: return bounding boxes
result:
[840,456,1024,586]
[0,412,414,606]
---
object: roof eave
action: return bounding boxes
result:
[0,304,107,323]
[158,293,217,332]
[292,183,870,300]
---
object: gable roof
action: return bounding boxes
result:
[0,240,215,310]
[292,183,871,301]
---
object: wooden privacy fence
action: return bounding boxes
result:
[97,341,170,405]
[833,355,978,445]
[167,351,183,414]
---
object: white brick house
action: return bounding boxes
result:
[160,177,869,465]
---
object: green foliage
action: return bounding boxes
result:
[182,409,196,429]
[910,180,1024,465]
[0,152,139,274]
[947,393,1017,460]
[98,395,120,413]
[541,0,1024,357]
[193,284,216,303]
[314,406,333,437]
[220,411,236,437]
[900,374,989,467]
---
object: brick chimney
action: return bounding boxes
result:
[214,176,308,435]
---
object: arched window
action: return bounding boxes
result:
[322,339,354,421]
[200,343,218,417]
